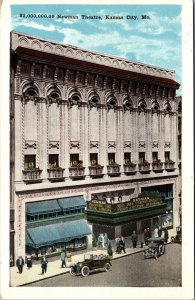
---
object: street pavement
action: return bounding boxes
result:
[10,229,176,287]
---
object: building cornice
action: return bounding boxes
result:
[11,32,179,88]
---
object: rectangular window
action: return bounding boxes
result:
[165,151,170,161]
[24,155,36,170]
[70,154,80,167]
[108,153,115,165]
[90,153,98,166]
[49,154,59,168]
[139,152,145,163]
[124,152,131,164]
[152,152,158,161]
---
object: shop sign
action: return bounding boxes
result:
[88,196,164,213]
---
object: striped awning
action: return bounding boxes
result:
[26,219,91,248]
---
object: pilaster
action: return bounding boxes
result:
[15,96,23,181]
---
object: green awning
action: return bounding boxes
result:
[26,219,91,248]
[26,200,61,215]
[58,196,86,210]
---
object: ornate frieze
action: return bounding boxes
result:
[25,140,37,149]
[49,141,60,149]
[12,32,177,80]
[152,142,159,148]
[90,141,99,149]
[70,141,80,149]
[124,141,132,149]
[108,141,116,148]
[139,141,146,148]
[164,142,171,148]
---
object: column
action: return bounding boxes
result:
[116,107,124,173]
[60,103,65,169]
[38,100,48,181]
[81,103,89,177]
[146,111,152,162]
[64,101,70,178]
[15,96,23,182]
[100,105,107,176]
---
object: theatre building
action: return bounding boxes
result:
[10,32,180,262]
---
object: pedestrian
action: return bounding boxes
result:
[144,228,148,245]
[60,250,66,268]
[41,256,48,274]
[98,234,103,249]
[164,227,169,243]
[26,255,32,269]
[147,227,152,239]
[119,236,126,253]
[115,237,121,254]
[67,249,72,266]
[158,226,162,237]
[154,227,158,238]
[16,256,24,273]
[103,233,109,250]
[131,231,138,248]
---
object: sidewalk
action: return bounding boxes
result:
[10,229,175,287]
[10,246,147,287]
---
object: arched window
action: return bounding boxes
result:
[107,97,117,110]
[69,93,82,107]
[49,91,60,99]
[152,101,160,114]
[24,87,38,98]
[138,99,147,112]
[123,98,133,111]
[164,102,172,114]
[89,96,100,109]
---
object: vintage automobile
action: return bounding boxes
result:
[70,253,112,277]
[143,237,165,260]
[171,226,182,244]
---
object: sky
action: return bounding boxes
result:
[11,4,181,95]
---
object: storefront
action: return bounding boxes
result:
[25,196,91,258]
[141,184,174,230]
[86,193,167,239]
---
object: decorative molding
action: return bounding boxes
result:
[24,140,37,149]
[70,141,80,149]
[49,141,60,149]
[139,141,146,148]
[12,32,176,80]
[124,141,132,149]
[164,141,171,148]
[152,142,159,148]
[108,141,116,148]
[90,141,99,149]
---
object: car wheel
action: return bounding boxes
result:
[81,266,90,277]
[70,267,76,276]
[105,262,111,272]
[154,251,158,260]
[161,245,165,254]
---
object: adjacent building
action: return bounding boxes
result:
[10,31,180,263]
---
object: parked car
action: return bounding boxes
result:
[143,237,165,260]
[171,226,182,244]
[70,253,112,277]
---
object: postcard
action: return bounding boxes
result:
[0,0,194,299]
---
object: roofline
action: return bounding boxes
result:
[11,31,178,82]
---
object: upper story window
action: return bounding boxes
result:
[139,152,145,163]
[49,154,59,168]
[24,88,38,97]
[70,154,83,167]
[90,153,98,166]
[124,152,131,164]
[165,151,170,161]
[24,155,36,170]
[108,153,115,165]
[152,152,158,162]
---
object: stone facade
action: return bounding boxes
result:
[10,32,180,260]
